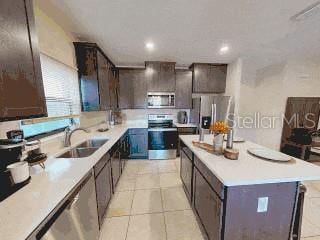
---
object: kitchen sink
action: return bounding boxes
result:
[57,147,98,158]
[57,138,108,158]
[75,138,109,148]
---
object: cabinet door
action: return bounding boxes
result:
[159,62,175,92]
[209,65,227,93]
[192,64,227,93]
[180,148,193,202]
[146,62,175,92]
[0,0,47,121]
[192,64,209,93]
[97,51,110,110]
[111,149,121,190]
[146,62,160,92]
[193,167,222,240]
[109,71,118,109]
[128,129,148,158]
[95,157,112,226]
[75,45,100,111]
[119,69,146,109]
[175,70,192,108]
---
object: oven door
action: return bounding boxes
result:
[148,128,178,159]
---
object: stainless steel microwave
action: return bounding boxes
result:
[147,92,175,108]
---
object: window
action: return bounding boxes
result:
[21,54,81,138]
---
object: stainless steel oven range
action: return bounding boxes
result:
[148,114,178,160]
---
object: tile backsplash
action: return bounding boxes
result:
[122,109,191,122]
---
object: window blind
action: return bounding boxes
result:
[40,54,81,117]
[21,54,81,138]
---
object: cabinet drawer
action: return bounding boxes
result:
[194,155,224,199]
[177,127,197,134]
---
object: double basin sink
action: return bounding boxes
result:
[57,138,109,158]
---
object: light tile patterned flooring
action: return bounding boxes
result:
[99,158,320,240]
[99,158,206,240]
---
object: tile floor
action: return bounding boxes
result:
[99,158,206,240]
[99,158,320,240]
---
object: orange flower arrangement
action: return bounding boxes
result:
[210,121,229,135]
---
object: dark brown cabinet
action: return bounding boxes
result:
[94,155,112,227]
[179,144,299,240]
[146,62,176,92]
[0,0,47,121]
[175,70,192,109]
[111,146,121,191]
[118,69,147,109]
[193,167,222,240]
[190,63,227,93]
[97,51,111,111]
[74,42,117,111]
[180,145,193,202]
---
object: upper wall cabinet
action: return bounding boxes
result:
[118,69,147,109]
[74,42,117,111]
[175,70,192,109]
[190,63,227,93]
[146,62,176,92]
[0,0,47,121]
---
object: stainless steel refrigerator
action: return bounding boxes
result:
[190,95,234,127]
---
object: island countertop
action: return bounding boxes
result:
[179,135,320,186]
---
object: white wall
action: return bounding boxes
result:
[225,58,243,117]
[238,58,320,150]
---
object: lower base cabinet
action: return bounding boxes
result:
[180,143,300,240]
[180,147,193,202]
[193,167,222,240]
[128,129,148,159]
[111,146,121,191]
[94,155,112,227]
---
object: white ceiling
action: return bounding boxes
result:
[46,0,320,67]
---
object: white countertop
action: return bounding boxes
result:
[0,122,147,240]
[174,123,198,128]
[180,135,320,187]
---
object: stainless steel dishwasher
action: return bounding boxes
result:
[35,172,99,240]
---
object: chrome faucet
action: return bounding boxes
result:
[64,126,90,147]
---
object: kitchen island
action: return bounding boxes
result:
[179,135,320,240]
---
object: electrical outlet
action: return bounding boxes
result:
[257,197,269,213]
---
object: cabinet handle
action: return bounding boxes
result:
[68,194,80,210]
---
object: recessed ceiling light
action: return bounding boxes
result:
[220,45,230,54]
[146,42,155,50]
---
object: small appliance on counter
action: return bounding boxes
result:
[177,111,188,124]
[0,136,30,202]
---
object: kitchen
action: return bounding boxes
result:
[1,0,320,240]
